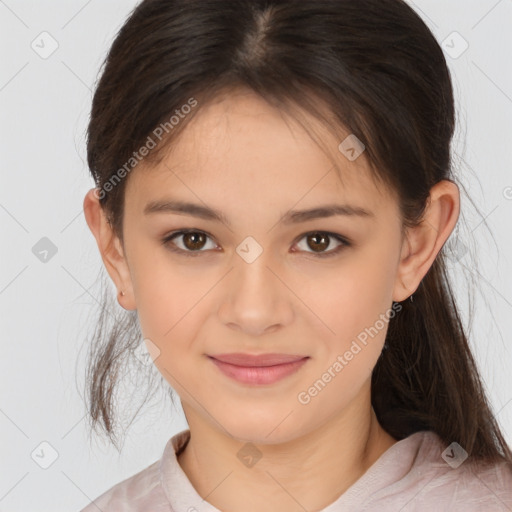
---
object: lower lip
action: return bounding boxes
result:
[209,357,309,385]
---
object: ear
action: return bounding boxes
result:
[83,188,136,310]
[393,179,460,302]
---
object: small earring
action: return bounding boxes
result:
[119,290,125,297]
[410,294,414,302]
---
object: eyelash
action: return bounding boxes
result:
[161,229,351,259]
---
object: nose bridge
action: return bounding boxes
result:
[217,235,294,335]
[236,241,275,297]
[233,235,281,307]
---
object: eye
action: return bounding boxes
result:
[162,229,218,256]
[293,231,351,258]
[161,229,351,258]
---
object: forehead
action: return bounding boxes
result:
[126,90,394,216]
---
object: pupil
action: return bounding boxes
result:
[184,232,205,250]
[181,233,331,252]
[309,232,329,252]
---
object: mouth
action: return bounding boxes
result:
[207,353,310,385]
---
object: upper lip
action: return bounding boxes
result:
[208,353,309,367]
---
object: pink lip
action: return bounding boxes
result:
[208,353,309,385]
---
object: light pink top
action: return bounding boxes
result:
[80,429,512,511]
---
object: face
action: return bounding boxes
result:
[118,89,406,443]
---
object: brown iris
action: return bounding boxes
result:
[182,232,207,251]
[306,232,330,252]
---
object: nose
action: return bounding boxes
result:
[216,245,295,337]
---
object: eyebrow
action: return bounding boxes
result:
[143,199,374,226]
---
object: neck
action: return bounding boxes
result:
[177,383,397,512]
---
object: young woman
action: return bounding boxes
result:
[80,0,512,510]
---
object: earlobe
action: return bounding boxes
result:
[392,180,460,302]
[83,188,136,310]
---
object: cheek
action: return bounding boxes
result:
[305,251,397,341]
[295,258,396,415]
[128,248,206,352]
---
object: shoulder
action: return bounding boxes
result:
[431,457,512,509]
[405,431,512,510]
[79,431,190,512]
[79,459,165,512]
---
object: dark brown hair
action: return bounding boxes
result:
[81,0,512,469]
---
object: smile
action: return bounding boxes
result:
[207,354,310,385]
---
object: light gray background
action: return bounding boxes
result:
[1,1,511,510]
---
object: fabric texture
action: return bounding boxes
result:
[80,428,512,511]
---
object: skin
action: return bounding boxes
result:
[84,88,460,512]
